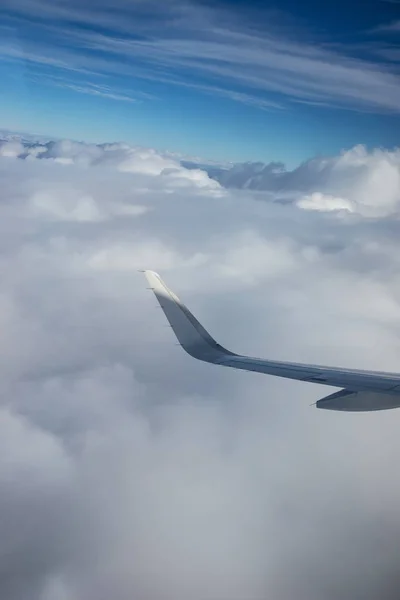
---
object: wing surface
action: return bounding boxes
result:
[144,270,400,411]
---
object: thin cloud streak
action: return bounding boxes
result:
[54,82,140,103]
[0,43,96,76]
[375,20,400,32]
[3,0,400,113]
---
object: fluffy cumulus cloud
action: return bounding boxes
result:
[1,133,400,600]
[209,145,400,217]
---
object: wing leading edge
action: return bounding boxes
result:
[144,270,400,412]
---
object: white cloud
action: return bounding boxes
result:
[117,149,181,175]
[0,140,25,157]
[1,135,400,599]
[30,189,150,222]
[209,144,400,217]
[297,192,354,212]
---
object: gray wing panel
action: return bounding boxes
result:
[144,271,400,395]
[145,270,236,363]
[316,389,400,411]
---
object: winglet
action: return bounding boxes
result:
[143,271,235,363]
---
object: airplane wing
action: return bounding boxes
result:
[143,270,400,412]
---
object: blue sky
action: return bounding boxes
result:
[1,0,399,166]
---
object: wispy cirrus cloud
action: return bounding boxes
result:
[2,0,400,113]
[0,42,96,75]
[373,46,400,62]
[52,82,141,103]
[375,20,400,32]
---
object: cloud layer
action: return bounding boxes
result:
[204,144,400,217]
[1,134,400,599]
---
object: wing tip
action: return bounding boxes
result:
[142,268,234,362]
[143,270,163,288]
[143,269,159,276]
[143,269,160,278]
